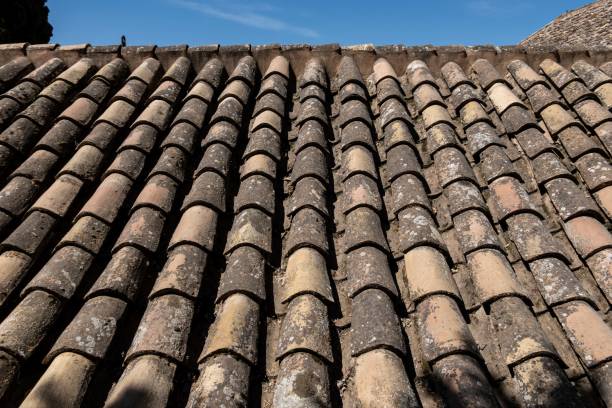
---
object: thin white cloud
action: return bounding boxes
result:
[467,0,495,14]
[467,0,533,16]
[171,0,319,38]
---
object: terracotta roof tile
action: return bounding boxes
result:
[514,127,555,158]
[118,123,156,154]
[1,55,228,406]
[404,246,460,304]
[441,61,472,91]
[194,143,231,179]
[219,78,251,106]
[563,80,599,106]
[29,174,82,217]
[479,145,520,183]
[525,83,560,114]
[336,56,364,89]
[472,59,509,90]
[132,173,177,214]
[281,247,331,302]
[489,175,540,220]
[468,249,527,305]
[0,56,32,92]
[169,205,218,251]
[488,82,527,114]
[277,294,332,360]
[507,59,548,91]
[33,80,71,107]
[104,355,177,407]
[111,78,147,105]
[0,176,38,217]
[573,60,611,89]
[150,244,206,299]
[555,300,612,368]
[228,55,257,87]
[594,185,612,218]
[286,207,329,256]
[507,213,569,263]
[23,245,93,299]
[58,144,104,181]
[149,79,182,104]
[75,78,112,104]
[187,354,248,406]
[160,121,197,152]
[264,73,294,107]
[386,144,421,183]
[103,148,146,180]
[491,296,560,364]
[575,152,612,191]
[126,294,193,362]
[1,82,39,116]
[299,83,325,104]
[18,351,94,406]
[529,257,594,307]
[216,247,265,304]
[541,59,579,88]
[575,98,612,128]
[585,249,612,304]
[160,55,191,85]
[374,77,403,105]
[297,99,327,128]
[0,251,31,305]
[55,58,95,85]
[0,45,609,406]
[513,355,583,407]
[48,296,126,361]
[449,83,482,114]
[252,109,283,134]
[90,57,129,84]
[201,292,259,363]
[127,57,161,84]
[453,209,501,254]
[0,290,62,359]
[595,121,612,155]
[398,205,447,255]
[1,211,57,256]
[86,246,149,302]
[417,294,481,363]
[564,215,612,258]
[257,90,286,115]
[185,80,214,103]
[299,58,326,88]
[593,82,612,110]
[113,207,165,253]
[500,104,538,134]
[380,98,414,130]
[59,215,110,255]
[545,177,603,221]
[202,120,240,149]
[352,288,405,355]
[24,57,65,85]
[433,147,476,187]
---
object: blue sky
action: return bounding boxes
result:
[48,0,591,46]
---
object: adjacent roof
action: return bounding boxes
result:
[0,42,611,407]
[521,0,612,48]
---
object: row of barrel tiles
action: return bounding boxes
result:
[0,51,610,406]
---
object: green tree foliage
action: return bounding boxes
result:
[0,0,53,43]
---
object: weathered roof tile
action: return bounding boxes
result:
[0,46,609,407]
